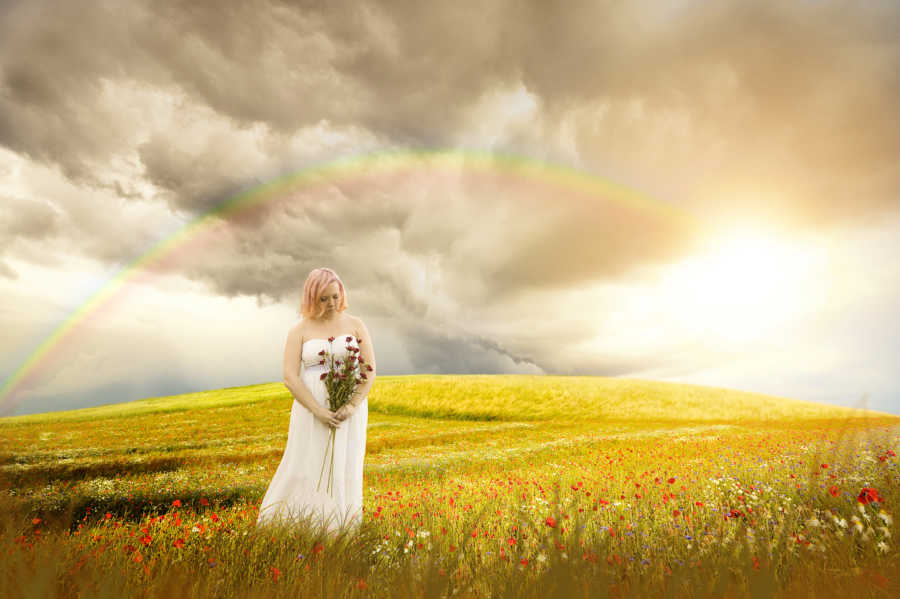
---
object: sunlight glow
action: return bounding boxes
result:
[662,226,827,345]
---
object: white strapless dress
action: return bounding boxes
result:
[256,334,368,534]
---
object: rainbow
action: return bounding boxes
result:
[0,149,700,417]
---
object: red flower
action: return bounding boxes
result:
[727,509,743,519]
[507,537,516,546]
[857,487,883,505]
[545,516,557,528]
[520,558,529,566]
[695,501,704,507]
[346,336,352,342]
[173,538,185,549]
[172,499,182,508]
[318,349,325,356]
[821,464,828,469]
[319,360,325,365]
[367,365,373,371]
[200,498,209,507]
[270,566,281,582]
[667,477,676,484]
[829,485,840,497]
[320,373,327,380]
[140,535,152,546]
[327,336,335,342]
[356,337,362,344]
[672,510,680,517]
[32,518,41,525]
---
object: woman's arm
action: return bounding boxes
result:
[282,323,323,416]
[349,317,376,407]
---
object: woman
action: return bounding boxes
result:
[257,267,375,534]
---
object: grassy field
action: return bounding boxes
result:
[2,375,899,598]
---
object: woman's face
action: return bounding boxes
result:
[319,281,341,316]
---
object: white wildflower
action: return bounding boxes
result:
[537,553,547,562]
[417,530,431,538]
[833,517,847,528]
[879,511,893,526]
[877,541,889,553]
[806,518,821,528]
[878,526,891,538]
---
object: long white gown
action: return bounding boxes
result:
[257,333,368,534]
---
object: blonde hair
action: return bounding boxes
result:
[299,268,348,319]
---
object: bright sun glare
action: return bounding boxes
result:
[663,227,824,345]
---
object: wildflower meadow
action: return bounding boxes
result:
[2,375,898,598]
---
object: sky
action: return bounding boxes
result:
[1,0,899,417]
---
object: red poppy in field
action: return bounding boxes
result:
[313,543,324,554]
[672,510,680,517]
[140,535,152,546]
[200,498,209,506]
[173,538,185,549]
[857,487,883,505]
[270,566,281,582]
[829,485,840,497]
[667,478,676,484]
[172,499,182,508]
[507,537,516,546]
[727,509,744,519]
[357,579,367,590]
[328,336,335,342]
[545,516,557,528]
[520,558,529,566]
[695,501,704,507]
[105,512,112,520]
[32,518,41,525]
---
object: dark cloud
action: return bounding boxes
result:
[0,0,896,224]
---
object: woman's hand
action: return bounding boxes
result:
[313,407,342,428]
[335,403,357,422]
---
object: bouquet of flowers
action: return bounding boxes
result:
[315,335,372,495]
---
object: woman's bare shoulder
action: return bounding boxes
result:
[289,319,306,337]
[344,313,365,328]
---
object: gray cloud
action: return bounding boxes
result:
[1,0,896,224]
[0,196,60,240]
